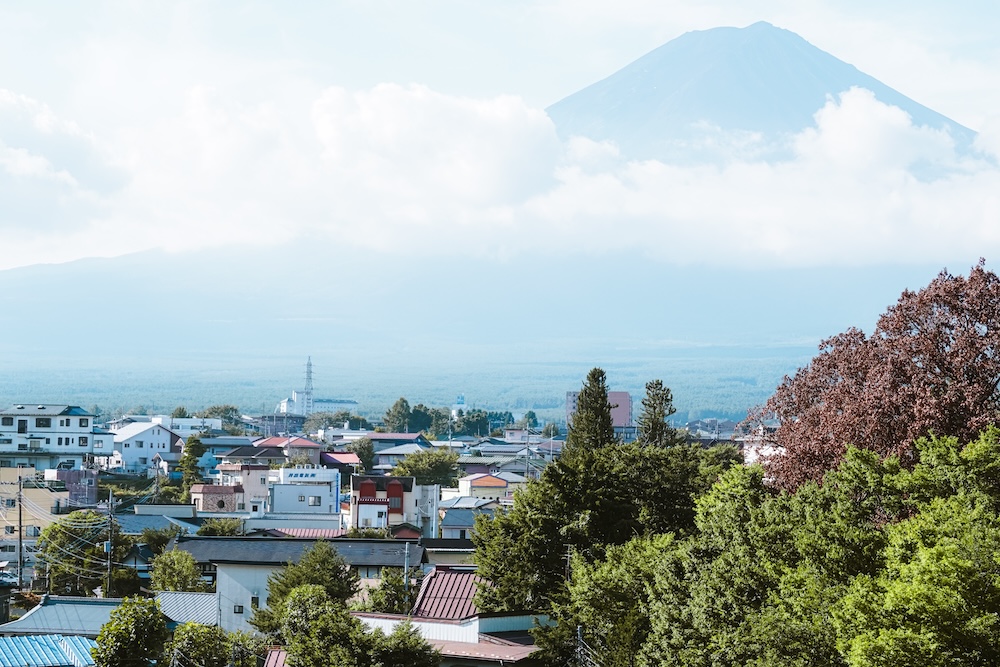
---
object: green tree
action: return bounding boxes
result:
[391,449,460,486]
[282,585,370,666]
[636,379,685,447]
[197,517,243,536]
[171,406,191,418]
[37,510,132,596]
[384,398,411,432]
[250,541,360,637]
[196,404,244,435]
[165,622,229,667]
[370,621,440,667]
[347,437,376,472]
[178,435,207,502]
[151,548,209,592]
[140,525,184,556]
[519,410,539,428]
[454,409,490,437]
[360,567,423,614]
[92,596,168,667]
[567,367,616,451]
[541,423,560,438]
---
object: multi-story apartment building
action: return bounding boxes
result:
[0,405,111,471]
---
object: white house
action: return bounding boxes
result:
[109,422,183,474]
[268,465,341,515]
[0,405,111,471]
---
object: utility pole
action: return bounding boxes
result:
[16,476,22,590]
[106,490,114,598]
[403,542,410,597]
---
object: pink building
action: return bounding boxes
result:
[566,391,633,428]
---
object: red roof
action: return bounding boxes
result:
[323,451,361,465]
[411,567,483,620]
[263,648,287,667]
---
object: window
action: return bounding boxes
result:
[35,418,51,428]
[251,596,259,609]
[260,477,266,485]
[251,504,259,512]
[136,440,143,448]
[308,496,321,506]
[138,458,147,465]
[0,439,10,445]
[124,443,130,448]
[298,495,305,502]
[17,421,26,434]
[58,437,63,446]
[233,605,244,614]
[216,500,225,509]
[4,526,14,535]
[79,418,89,427]
[79,437,88,447]
[94,441,102,449]
[4,499,15,508]
[26,526,39,537]
[1,417,11,426]
[389,496,402,509]
[237,502,245,510]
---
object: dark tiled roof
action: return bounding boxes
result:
[411,567,482,620]
[170,536,424,568]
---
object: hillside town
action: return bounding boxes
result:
[0,365,747,667]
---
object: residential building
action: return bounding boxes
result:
[0,468,73,584]
[350,475,420,528]
[168,536,424,632]
[0,405,111,471]
[268,465,341,515]
[108,422,183,474]
[254,436,322,466]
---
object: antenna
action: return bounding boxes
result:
[303,357,314,416]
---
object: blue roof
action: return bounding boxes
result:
[0,596,121,638]
[0,634,96,666]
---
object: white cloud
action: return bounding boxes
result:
[0,79,998,271]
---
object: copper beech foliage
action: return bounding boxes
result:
[757,261,1000,490]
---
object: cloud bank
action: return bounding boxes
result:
[0,83,998,270]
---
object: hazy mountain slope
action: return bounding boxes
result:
[546,21,975,161]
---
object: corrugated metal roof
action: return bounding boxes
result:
[263,648,287,667]
[431,639,536,662]
[0,597,120,638]
[411,567,482,620]
[267,528,348,539]
[156,591,218,626]
[0,634,97,666]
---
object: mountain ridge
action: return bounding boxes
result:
[546,21,975,162]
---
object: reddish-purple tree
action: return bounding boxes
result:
[758,261,1000,490]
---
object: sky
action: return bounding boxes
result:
[1,1,999,271]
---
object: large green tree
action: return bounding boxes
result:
[474,369,739,647]
[391,449,460,486]
[92,597,168,667]
[384,398,412,432]
[250,541,359,637]
[164,622,230,667]
[178,435,207,502]
[347,437,376,472]
[151,548,209,592]
[637,379,685,447]
[37,510,132,596]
